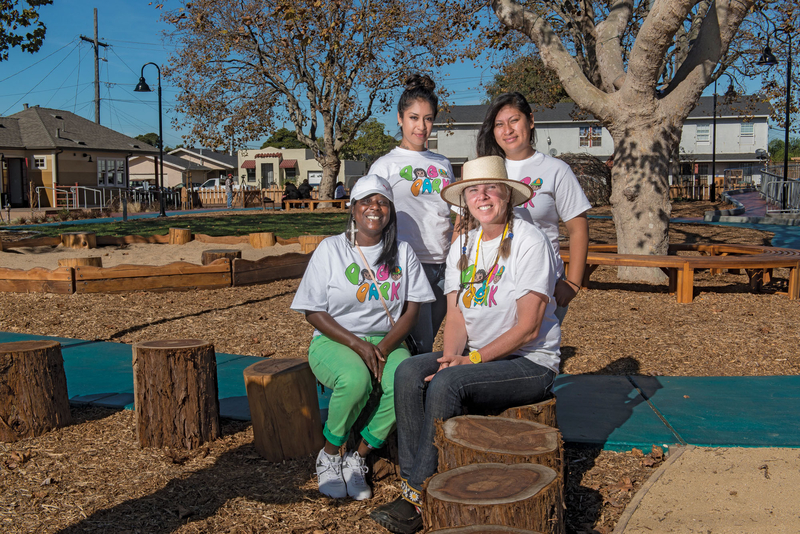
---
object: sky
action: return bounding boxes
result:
[0,1,495,150]
[0,1,784,150]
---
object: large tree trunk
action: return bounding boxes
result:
[318,154,341,201]
[608,118,680,282]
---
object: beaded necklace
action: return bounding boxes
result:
[467,223,509,304]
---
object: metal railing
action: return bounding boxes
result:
[761,170,800,214]
[35,185,107,210]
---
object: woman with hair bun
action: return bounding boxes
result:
[477,92,591,324]
[368,74,454,354]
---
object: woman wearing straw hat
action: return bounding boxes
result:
[370,156,561,534]
[291,175,435,502]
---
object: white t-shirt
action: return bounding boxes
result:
[444,217,561,372]
[505,152,592,276]
[369,147,454,264]
[291,234,436,338]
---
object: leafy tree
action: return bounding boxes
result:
[341,119,398,168]
[135,133,159,146]
[0,0,51,61]
[163,0,453,200]
[768,137,800,164]
[484,55,570,106]
[260,128,306,149]
[482,0,790,281]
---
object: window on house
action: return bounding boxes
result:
[740,123,754,144]
[427,138,438,150]
[579,126,602,147]
[33,156,47,169]
[696,124,711,144]
[97,158,126,187]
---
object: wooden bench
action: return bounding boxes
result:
[283,199,347,210]
[261,195,276,210]
[562,243,800,303]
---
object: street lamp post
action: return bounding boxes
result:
[134,63,167,217]
[757,29,792,211]
[711,74,736,202]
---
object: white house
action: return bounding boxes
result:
[237,147,366,189]
[431,96,771,184]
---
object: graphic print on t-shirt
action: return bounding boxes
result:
[519,177,543,209]
[459,262,506,308]
[344,262,404,303]
[399,164,451,197]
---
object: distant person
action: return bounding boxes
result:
[282,182,300,209]
[298,179,313,199]
[225,174,234,209]
[335,181,347,199]
[368,74,454,354]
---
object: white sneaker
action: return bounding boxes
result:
[342,451,372,500]
[315,449,347,499]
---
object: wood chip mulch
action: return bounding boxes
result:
[2,201,798,534]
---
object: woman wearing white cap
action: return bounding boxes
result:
[291,175,435,501]
[370,156,561,533]
[368,74,454,353]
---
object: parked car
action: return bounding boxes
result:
[199,178,240,191]
[174,182,203,191]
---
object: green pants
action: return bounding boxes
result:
[308,334,410,449]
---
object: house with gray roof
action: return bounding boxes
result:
[128,147,239,188]
[0,105,158,208]
[431,95,771,184]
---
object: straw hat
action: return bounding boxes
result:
[440,156,532,207]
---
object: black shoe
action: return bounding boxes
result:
[370,497,423,534]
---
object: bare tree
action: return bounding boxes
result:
[487,0,782,281]
[163,0,453,200]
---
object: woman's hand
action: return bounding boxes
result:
[424,353,471,382]
[352,338,386,381]
[554,279,579,307]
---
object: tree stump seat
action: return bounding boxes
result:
[249,232,276,249]
[58,257,103,268]
[201,249,242,265]
[132,339,220,450]
[424,463,563,533]
[243,358,323,462]
[298,235,328,253]
[429,526,543,533]
[168,227,193,245]
[0,340,71,442]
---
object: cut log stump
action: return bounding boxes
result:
[243,359,323,462]
[298,235,327,254]
[201,249,242,266]
[168,227,193,245]
[132,339,220,449]
[435,415,562,474]
[249,232,276,249]
[424,463,563,534]
[60,232,96,249]
[58,257,102,268]
[499,396,558,428]
[0,341,71,442]
[429,526,543,533]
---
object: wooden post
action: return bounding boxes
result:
[298,235,327,254]
[60,232,97,249]
[201,249,242,266]
[168,227,193,245]
[424,463,563,534]
[435,416,562,474]
[132,339,220,449]
[249,232,276,249]
[58,257,103,268]
[0,340,71,442]
[498,396,558,428]
[243,359,323,462]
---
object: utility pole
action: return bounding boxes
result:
[80,9,108,124]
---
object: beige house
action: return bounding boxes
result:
[0,105,158,208]
[129,148,239,188]
[238,147,366,189]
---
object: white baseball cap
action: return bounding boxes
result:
[349,174,394,204]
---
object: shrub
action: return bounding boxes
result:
[58,209,70,221]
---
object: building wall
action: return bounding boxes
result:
[129,156,191,187]
[238,147,366,188]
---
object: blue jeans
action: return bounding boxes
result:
[408,263,447,354]
[226,190,233,209]
[393,352,557,498]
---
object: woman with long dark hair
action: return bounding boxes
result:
[291,175,435,501]
[370,157,560,533]
[368,74,454,353]
[477,92,591,324]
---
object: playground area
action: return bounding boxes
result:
[1,201,799,533]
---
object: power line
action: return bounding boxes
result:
[0,38,79,83]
